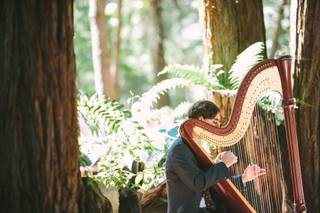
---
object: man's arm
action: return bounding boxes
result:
[229,164,267,193]
[230,175,246,193]
[170,144,229,192]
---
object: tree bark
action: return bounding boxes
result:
[200,0,267,71]
[0,0,80,212]
[78,178,113,213]
[149,0,170,107]
[89,0,116,99]
[293,0,320,212]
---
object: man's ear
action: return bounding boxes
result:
[198,116,205,121]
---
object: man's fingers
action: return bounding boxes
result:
[257,169,266,176]
[251,165,266,177]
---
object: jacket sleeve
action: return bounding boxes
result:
[230,175,246,193]
[170,143,229,193]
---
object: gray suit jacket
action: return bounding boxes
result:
[165,138,229,213]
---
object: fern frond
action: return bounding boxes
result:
[159,64,221,90]
[171,101,193,119]
[229,42,265,85]
[158,64,202,76]
[78,94,131,134]
[139,78,192,109]
[143,101,192,123]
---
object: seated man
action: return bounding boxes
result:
[165,100,266,213]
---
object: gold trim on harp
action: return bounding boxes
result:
[194,66,282,147]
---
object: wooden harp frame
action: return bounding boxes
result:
[180,56,306,213]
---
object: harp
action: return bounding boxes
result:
[180,56,306,213]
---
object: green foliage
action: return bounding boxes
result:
[86,177,104,197]
[74,0,290,104]
[229,42,265,86]
[212,41,265,90]
[131,42,283,132]
[171,101,193,120]
[74,0,203,100]
[78,94,164,189]
[263,0,290,57]
[257,93,284,125]
[159,64,222,90]
[135,42,265,112]
[165,42,264,89]
[136,78,191,109]
[80,152,92,167]
[78,94,131,135]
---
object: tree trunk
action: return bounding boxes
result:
[78,178,113,213]
[149,0,170,107]
[89,0,116,99]
[114,0,123,98]
[293,0,320,212]
[200,0,267,71]
[201,0,267,164]
[0,0,80,212]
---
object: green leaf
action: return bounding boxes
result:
[229,42,265,85]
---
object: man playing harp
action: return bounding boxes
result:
[165,100,266,213]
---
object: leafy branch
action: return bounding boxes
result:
[78,94,162,189]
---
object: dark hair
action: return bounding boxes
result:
[188,100,220,119]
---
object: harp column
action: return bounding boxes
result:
[276,56,307,213]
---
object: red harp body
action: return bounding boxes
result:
[179,56,306,213]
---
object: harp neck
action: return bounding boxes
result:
[183,57,294,147]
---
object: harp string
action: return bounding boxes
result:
[222,104,288,213]
[272,111,290,212]
[256,106,273,213]
[254,106,266,212]
[270,111,288,211]
[263,110,278,212]
[270,110,286,211]
[266,111,282,211]
[253,110,267,212]
[193,96,291,212]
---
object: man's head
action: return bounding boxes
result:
[188,100,221,127]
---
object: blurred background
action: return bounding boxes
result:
[74,0,290,103]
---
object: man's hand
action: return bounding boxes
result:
[219,151,238,168]
[242,164,266,183]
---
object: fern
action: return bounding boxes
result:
[171,101,193,119]
[78,94,131,135]
[138,78,191,109]
[78,93,161,189]
[229,42,265,86]
[135,42,265,110]
[159,64,222,90]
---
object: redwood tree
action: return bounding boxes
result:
[294,0,320,212]
[89,0,116,99]
[200,0,267,71]
[0,1,80,212]
[200,0,267,119]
